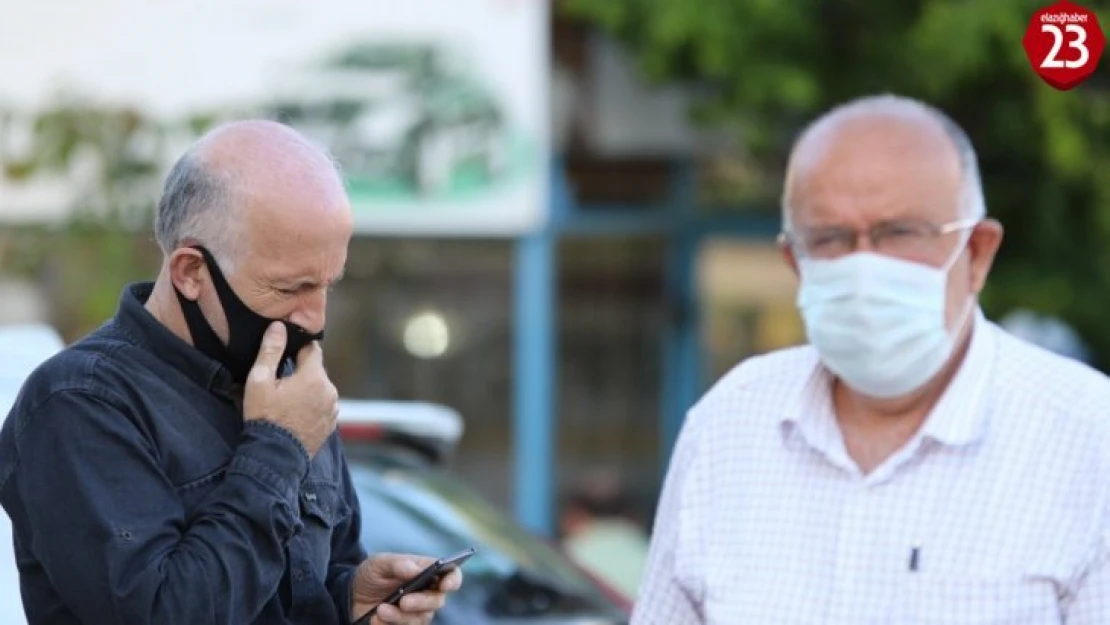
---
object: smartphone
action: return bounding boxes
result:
[353,548,476,624]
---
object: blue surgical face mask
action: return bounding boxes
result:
[796,240,974,399]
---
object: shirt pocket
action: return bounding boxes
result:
[295,479,354,578]
[897,575,1062,625]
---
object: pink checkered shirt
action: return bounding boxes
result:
[633,311,1110,624]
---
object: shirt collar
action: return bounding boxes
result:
[917,307,995,447]
[783,307,996,452]
[111,282,232,393]
[783,364,840,456]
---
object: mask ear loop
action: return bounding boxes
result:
[942,225,978,339]
[940,224,974,273]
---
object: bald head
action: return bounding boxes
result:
[154,120,350,268]
[152,119,353,340]
[782,94,985,231]
[778,95,1004,357]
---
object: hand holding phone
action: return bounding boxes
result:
[353,548,475,625]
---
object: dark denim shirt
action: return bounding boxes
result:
[0,283,367,624]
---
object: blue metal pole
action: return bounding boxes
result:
[512,232,556,536]
[660,232,700,470]
[660,162,701,471]
[511,159,563,537]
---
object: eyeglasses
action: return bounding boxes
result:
[780,217,980,261]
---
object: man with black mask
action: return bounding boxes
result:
[0,120,462,624]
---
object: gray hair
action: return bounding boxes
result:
[154,120,346,271]
[782,94,987,230]
[153,148,238,270]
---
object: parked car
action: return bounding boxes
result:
[338,399,632,625]
[0,326,631,624]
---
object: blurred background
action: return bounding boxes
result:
[0,0,1107,611]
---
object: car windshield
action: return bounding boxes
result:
[346,446,616,610]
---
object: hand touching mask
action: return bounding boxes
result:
[174,246,324,383]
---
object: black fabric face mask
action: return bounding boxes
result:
[173,245,324,383]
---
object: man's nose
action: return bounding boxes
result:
[853,230,878,253]
[289,289,327,334]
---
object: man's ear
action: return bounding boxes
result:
[779,234,800,278]
[967,218,1003,294]
[168,248,207,300]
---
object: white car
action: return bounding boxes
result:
[336,401,631,624]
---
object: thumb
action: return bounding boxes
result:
[250,322,287,383]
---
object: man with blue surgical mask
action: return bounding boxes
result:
[633,94,1110,624]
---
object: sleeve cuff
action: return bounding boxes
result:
[228,420,311,505]
[334,565,358,623]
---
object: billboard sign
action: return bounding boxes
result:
[0,0,549,236]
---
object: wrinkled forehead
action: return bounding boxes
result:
[784,115,965,230]
[229,180,353,281]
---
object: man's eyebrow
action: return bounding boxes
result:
[273,269,346,290]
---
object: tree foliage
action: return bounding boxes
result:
[0,101,203,336]
[565,0,1110,367]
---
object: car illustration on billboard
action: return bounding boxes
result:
[265,42,513,198]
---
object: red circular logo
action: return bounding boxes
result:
[1022,0,1105,90]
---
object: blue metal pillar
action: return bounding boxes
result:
[661,234,699,469]
[660,163,701,470]
[512,232,556,536]
[511,159,567,537]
